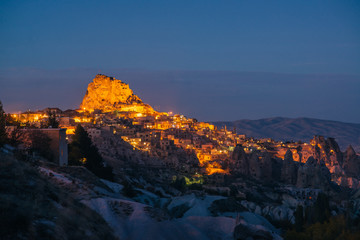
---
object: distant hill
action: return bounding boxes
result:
[214,117,360,153]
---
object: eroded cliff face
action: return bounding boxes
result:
[343,145,360,178]
[80,74,155,114]
[232,136,360,189]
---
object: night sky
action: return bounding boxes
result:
[1,1,360,122]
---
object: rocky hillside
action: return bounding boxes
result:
[0,153,116,240]
[80,74,155,114]
[214,117,360,153]
[0,151,284,240]
[2,138,360,239]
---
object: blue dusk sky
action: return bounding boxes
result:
[0,1,359,122]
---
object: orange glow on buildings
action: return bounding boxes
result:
[8,80,326,178]
[74,117,92,123]
[66,127,75,135]
[206,162,229,175]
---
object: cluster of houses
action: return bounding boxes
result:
[7,108,313,175]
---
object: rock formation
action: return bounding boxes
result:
[232,146,274,181]
[303,137,360,189]
[233,221,275,240]
[281,150,298,185]
[231,145,249,175]
[259,152,273,180]
[80,74,155,114]
[343,145,360,178]
[296,157,332,190]
[310,136,343,169]
[249,153,261,179]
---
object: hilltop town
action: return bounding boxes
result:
[7,74,360,187]
[2,74,360,239]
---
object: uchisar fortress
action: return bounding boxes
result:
[5,74,360,239]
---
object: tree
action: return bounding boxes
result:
[28,130,53,160]
[44,110,59,128]
[0,101,7,147]
[285,215,360,240]
[5,114,19,126]
[171,176,187,192]
[313,193,331,224]
[68,124,113,180]
[294,205,304,232]
[7,127,25,147]
[4,114,23,147]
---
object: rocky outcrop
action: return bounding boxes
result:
[343,145,360,178]
[80,74,155,114]
[232,147,275,181]
[259,152,273,180]
[249,153,261,179]
[231,137,360,189]
[310,136,343,171]
[233,219,278,240]
[296,157,332,190]
[281,150,298,185]
[231,145,249,175]
[305,136,360,188]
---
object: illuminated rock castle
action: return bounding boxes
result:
[80,74,155,114]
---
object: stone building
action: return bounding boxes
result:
[39,128,68,166]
